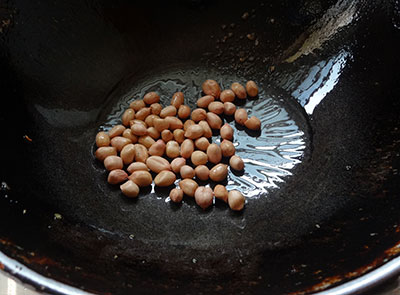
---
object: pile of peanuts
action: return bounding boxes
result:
[94,80,261,211]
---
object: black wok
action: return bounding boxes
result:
[1,0,400,294]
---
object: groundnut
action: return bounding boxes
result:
[150,103,162,115]
[220,139,235,157]
[208,101,224,115]
[145,114,158,127]
[246,80,258,97]
[130,100,145,112]
[207,143,222,164]
[191,108,207,122]
[166,140,180,158]
[127,162,149,174]
[230,155,245,171]
[146,156,171,173]
[234,108,248,125]
[184,124,204,139]
[129,170,153,187]
[95,146,117,161]
[154,171,176,187]
[153,118,169,132]
[198,120,212,138]
[108,125,126,138]
[180,165,195,179]
[138,135,155,148]
[122,129,138,143]
[202,79,221,98]
[108,169,128,185]
[220,123,234,140]
[195,137,210,151]
[183,119,195,131]
[131,123,148,136]
[96,131,110,147]
[135,107,151,121]
[171,157,186,173]
[148,139,166,156]
[130,119,147,128]
[179,179,198,197]
[160,106,177,118]
[169,188,183,203]
[244,116,261,130]
[214,185,228,202]
[120,180,140,198]
[195,165,209,181]
[228,190,245,211]
[104,155,123,171]
[147,127,160,139]
[206,112,222,129]
[224,102,236,116]
[191,151,208,166]
[171,92,184,108]
[161,129,174,142]
[143,92,160,105]
[178,105,191,119]
[122,108,135,126]
[165,116,183,130]
[209,164,228,182]
[111,136,132,152]
[220,89,235,103]
[134,144,148,163]
[180,139,194,159]
[120,144,135,165]
[173,129,185,144]
[231,82,246,99]
[194,186,214,209]
[197,95,214,108]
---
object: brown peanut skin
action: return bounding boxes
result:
[206,112,222,129]
[129,170,153,187]
[154,171,176,187]
[209,164,228,182]
[234,109,248,125]
[135,107,151,121]
[171,157,186,173]
[104,155,123,171]
[108,169,128,185]
[197,95,214,108]
[178,105,191,119]
[207,143,222,164]
[111,136,132,152]
[220,140,236,157]
[220,89,235,103]
[191,108,207,122]
[120,180,140,198]
[195,165,210,181]
[130,100,146,112]
[246,80,259,97]
[170,188,183,203]
[223,102,236,116]
[214,185,228,202]
[146,156,171,173]
[229,155,245,171]
[231,82,247,99]
[122,109,135,127]
[143,92,160,104]
[181,139,195,159]
[194,186,214,209]
[202,79,221,98]
[228,190,245,211]
[95,146,117,161]
[148,139,166,157]
[244,116,261,130]
[160,106,177,118]
[96,131,110,147]
[220,123,234,140]
[171,92,184,108]
[127,162,149,174]
[179,179,198,197]
[108,125,126,138]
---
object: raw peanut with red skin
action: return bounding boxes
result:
[179,179,198,197]
[138,135,155,148]
[244,116,261,130]
[108,169,128,185]
[198,121,212,138]
[206,112,222,129]
[184,124,204,139]
[246,80,258,97]
[153,118,169,132]
[130,119,147,128]
[130,100,145,112]
[223,102,236,116]
[207,143,222,164]
[220,139,235,157]
[181,139,194,159]
[195,137,210,151]
[161,130,174,142]
[191,151,208,166]
[173,129,185,144]
[148,139,166,157]
[111,136,132,152]
[154,171,176,187]
[131,124,148,136]
[135,107,151,121]
[120,180,140,198]
[169,188,183,203]
[194,186,214,209]
[234,108,248,125]
[195,165,209,181]
[146,156,171,173]
[202,79,221,98]
[108,125,126,138]
[134,144,148,163]
[104,155,123,171]
[220,123,234,140]
[183,119,195,131]
[166,140,180,158]
[209,164,228,182]
[229,155,245,171]
[178,105,191,119]
[231,82,246,99]
[191,108,207,122]
[160,106,177,118]
[150,103,162,115]
[95,146,117,161]
[129,170,153,187]
[171,92,184,108]
[214,185,228,202]
[120,144,135,165]
[122,129,138,143]
[220,89,235,103]
[228,190,245,211]
[143,92,160,104]
[122,108,135,126]
[147,127,160,139]
[96,131,110,147]
[197,95,214,108]
[127,162,149,174]
[180,165,195,179]
[165,116,183,130]
[208,101,224,115]
[145,114,158,127]
[171,157,186,173]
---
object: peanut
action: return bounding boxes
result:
[202,79,221,98]
[120,180,140,198]
[191,108,207,122]
[147,127,160,139]
[148,139,166,157]
[244,116,261,130]
[223,102,236,116]
[111,136,132,152]
[206,112,222,129]
[195,165,209,181]
[220,123,234,140]
[138,135,155,148]
[143,92,160,104]
[145,114,158,127]
[96,131,110,147]
[231,82,246,99]
[180,165,195,179]
[220,89,235,103]
[131,123,148,136]
[108,169,128,185]
[184,124,204,139]
[171,92,184,108]
[234,108,248,125]
[191,150,208,166]
[194,186,214,209]
[95,146,117,161]
[228,190,245,211]
[208,101,224,115]
[206,143,222,164]
[229,155,244,171]
[120,143,135,165]
[127,162,149,174]
[134,144,148,163]
[220,139,235,157]
[197,95,214,108]
[178,105,191,119]
[194,137,210,151]
[180,138,194,159]
[129,170,153,187]
[130,100,145,112]
[122,108,135,126]
[153,118,169,132]
[154,171,176,187]
[130,119,147,128]
[173,129,185,144]
[146,156,171,173]
[165,140,180,158]
[161,129,174,142]
[104,155,123,171]
[209,163,228,182]
[122,129,138,143]
[169,188,183,203]
[135,107,151,121]
[183,119,195,131]
[160,105,177,118]
[171,157,186,173]
[179,179,198,197]
[214,185,228,202]
[198,120,212,138]
[150,103,162,115]
[165,116,183,130]
[108,125,126,138]
[246,80,258,97]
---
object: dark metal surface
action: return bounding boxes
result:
[1,0,400,294]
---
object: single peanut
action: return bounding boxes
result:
[195,165,209,181]
[134,144,148,163]
[148,139,166,157]
[244,116,261,130]
[214,185,228,202]
[179,179,198,197]
[154,171,176,187]
[147,127,160,139]
[169,188,183,203]
[122,129,138,143]
[171,92,184,108]
[220,123,234,140]
[220,139,236,157]
[206,112,222,129]
[171,157,186,173]
[183,119,195,131]
[208,101,224,115]
[129,170,153,187]
[191,151,208,166]
[207,143,222,164]
[202,79,221,98]
[138,135,155,148]
[220,89,235,103]
[165,116,183,130]
[146,156,171,173]
[95,146,117,161]
[180,165,195,179]
[127,162,149,174]
[173,129,185,144]
[246,80,258,97]
[108,125,126,138]
[228,190,245,211]
[130,100,145,112]
[150,103,162,115]
[234,108,248,125]
[135,107,151,121]
[231,82,246,99]
[120,180,140,198]
[108,169,128,185]
[153,118,169,132]
[194,137,210,151]
[122,108,135,126]
[165,140,180,158]
[145,114,158,127]
[104,155,123,171]
[194,186,214,209]
[198,120,212,138]
[161,129,174,142]
[131,123,148,136]
[184,124,204,139]
[120,144,135,165]
[209,164,228,182]
[229,155,244,171]
[223,102,236,116]
[180,139,194,159]
[111,136,132,152]
[143,92,160,105]
[178,105,191,119]
[191,108,207,122]
[96,131,110,147]
[160,105,177,118]
[197,95,214,108]
[130,119,147,128]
